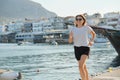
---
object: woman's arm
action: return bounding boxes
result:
[68,31,73,43]
[90,30,96,42]
[89,30,96,46]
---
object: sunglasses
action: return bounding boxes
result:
[76,18,83,21]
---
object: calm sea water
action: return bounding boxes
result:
[0,43,119,80]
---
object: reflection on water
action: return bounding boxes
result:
[0,43,119,80]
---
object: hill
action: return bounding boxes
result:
[0,0,57,22]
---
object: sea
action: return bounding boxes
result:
[0,43,120,80]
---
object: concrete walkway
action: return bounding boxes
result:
[91,68,120,80]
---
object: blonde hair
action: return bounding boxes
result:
[74,14,86,26]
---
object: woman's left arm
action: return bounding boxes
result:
[89,30,96,46]
[90,30,96,42]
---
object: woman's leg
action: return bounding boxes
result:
[84,64,89,80]
[78,55,88,80]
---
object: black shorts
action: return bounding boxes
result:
[74,46,90,61]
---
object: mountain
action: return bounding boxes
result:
[0,0,57,19]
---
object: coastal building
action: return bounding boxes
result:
[0,32,16,43]
[15,32,46,43]
[104,12,120,28]
[32,21,43,32]
[64,16,74,29]
[15,32,34,42]
[32,20,54,32]
[23,22,33,32]
[32,17,65,32]
[6,22,24,33]
[49,17,65,29]
[98,18,106,26]
[44,29,69,44]
[86,13,102,26]
[2,12,120,44]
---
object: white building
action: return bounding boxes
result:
[63,16,74,29]
[7,22,24,32]
[49,17,65,29]
[32,20,54,32]
[104,12,120,27]
[33,17,65,32]
[86,13,101,26]
[32,21,44,32]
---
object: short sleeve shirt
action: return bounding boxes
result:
[71,26,93,47]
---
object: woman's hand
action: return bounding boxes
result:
[88,41,94,46]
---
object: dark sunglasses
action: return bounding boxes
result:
[76,18,83,21]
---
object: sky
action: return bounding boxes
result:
[31,0,120,17]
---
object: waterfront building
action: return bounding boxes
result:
[104,12,120,28]
[6,22,24,33]
[23,22,33,32]
[49,17,65,29]
[0,32,16,43]
[15,32,46,43]
[64,16,74,29]
[32,22,43,32]
[86,13,102,26]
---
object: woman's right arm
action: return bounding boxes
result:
[68,31,73,43]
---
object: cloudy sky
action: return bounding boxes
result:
[31,0,120,17]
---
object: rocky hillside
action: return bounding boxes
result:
[0,0,57,19]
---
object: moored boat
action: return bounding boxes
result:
[17,41,33,45]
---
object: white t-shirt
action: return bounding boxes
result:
[71,26,93,47]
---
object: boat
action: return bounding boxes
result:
[91,26,120,56]
[49,40,58,45]
[0,69,22,80]
[17,41,33,45]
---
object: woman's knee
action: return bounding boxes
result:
[79,61,84,69]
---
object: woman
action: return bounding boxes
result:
[69,14,96,80]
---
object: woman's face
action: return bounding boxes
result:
[75,16,84,25]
